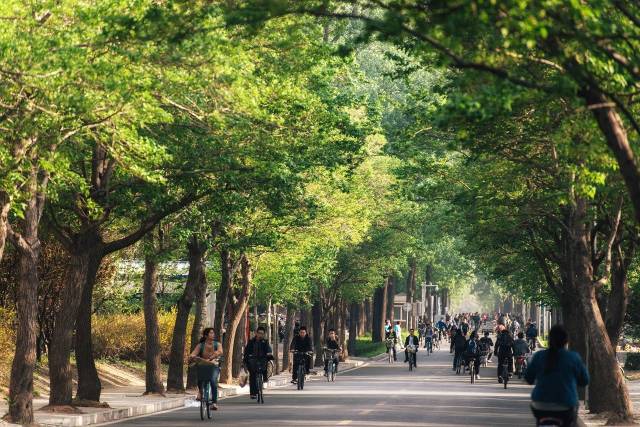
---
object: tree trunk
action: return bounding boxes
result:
[166,237,206,392]
[386,276,395,322]
[7,187,42,424]
[143,257,165,395]
[605,243,633,348]
[232,306,246,378]
[48,246,95,406]
[339,300,348,359]
[220,255,252,384]
[372,278,388,342]
[74,253,103,404]
[272,304,280,374]
[214,249,233,343]
[348,302,359,356]
[311,300,324,367]
[571,197,633,421]
[282,307,295,369]
[583,88,640,226]
[187,263,208,390]
[358,302,366,336]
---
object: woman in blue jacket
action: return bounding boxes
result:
[525,325,589,426]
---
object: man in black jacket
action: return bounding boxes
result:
[495,329,515,382]
[289,326,313,383]
[452,328,467,370]
[243,326,273,399]
[404,328,419,367]
[323,328,342,375]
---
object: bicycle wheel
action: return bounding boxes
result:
[257,372,264,404]
[470,361,475,384]
[503,365,509,389]
[200,399,205,421]
[332,362,336,382]
[388,350,392,364]
[298,364,305,390]
[409,353,414,371]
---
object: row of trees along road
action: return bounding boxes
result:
[1,1,639,426]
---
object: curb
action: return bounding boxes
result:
[1,354,385,427]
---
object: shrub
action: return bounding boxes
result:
[624,352,640,371]
[92,310,194,362]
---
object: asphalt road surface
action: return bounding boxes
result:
[111,339,535,427]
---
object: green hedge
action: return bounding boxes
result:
[625,352,640,371]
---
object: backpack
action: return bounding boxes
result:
[478,339,490,352]
[467,339,478,355]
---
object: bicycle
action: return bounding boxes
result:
[247,355,268,404]
[515,355,528,379]
[198,379,214,420]
[469,358,476,384]
[406,345,417,371]
[425,337,433,355]
[385,339,395,364]
[433,337,440,351]
[528,337,537,353]
[455,353,463,375]
[500,357,510,389]
[532,406,577,426]
[323,348,338,382]
[292,350,313,390]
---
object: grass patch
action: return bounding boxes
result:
[354,333,387,358]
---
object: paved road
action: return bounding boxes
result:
[112,340,535,426]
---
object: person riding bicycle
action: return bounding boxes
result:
[460,319,470,337]
[514,331,530,357]
[243,326,273,400]
[525,325,589,427]
[452,328,467,371]
[424,323,434,352]
[479,330,494,363]
[404,328,419,367]
[436,318,446,340]
[189,327,222,411]
[465,331,481,379]
[385,327,398,361]
[525,321,538,351]
[289,325,313,384]
[323,328,342,376]
[495,328,515,383]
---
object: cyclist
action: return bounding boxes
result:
[289,325,313,384]
[479,330,494,363]
[424,323,434,352]
[452,328,467,371]
[404,328,419,367]
[460,319,470,337]
[525,325,589,427]
[385,326,398,361]
[385,319,392,334]
[324,328,341,376]
[449,325,458,353]
[526,321,538,351]
[465,331,481,379]
[189,327,222,411]
[436,318,446,341]
[495,328,515,383]
[513,331,530,376]
[243,326,273,400]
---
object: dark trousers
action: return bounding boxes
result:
[292,353,311,380]
[249,369,263,396]
[453,350,463,369]
[497,354,513,377]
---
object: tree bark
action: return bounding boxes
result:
[214,249,233,343]
[0,193,9,263]
[282,307,295,369]
[311,299,325,367]
[232,306,247,378]
[166,237,206,392]
[605,242,633,348]
[372,278,388,342]
[358,302,366,336]
[583,88,640,226]
[143,257,165,395]
[187,263,208,390]
[7,186,43,423]
[48,241,97,406]
[365,299,373,334]
[74,254,103,403]
[348,302,359,356]
[571,197,633,421]
[386,276,395,322]
[220,255,252,384]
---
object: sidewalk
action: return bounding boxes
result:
[0,356,381,427]
[579,379,640,426]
